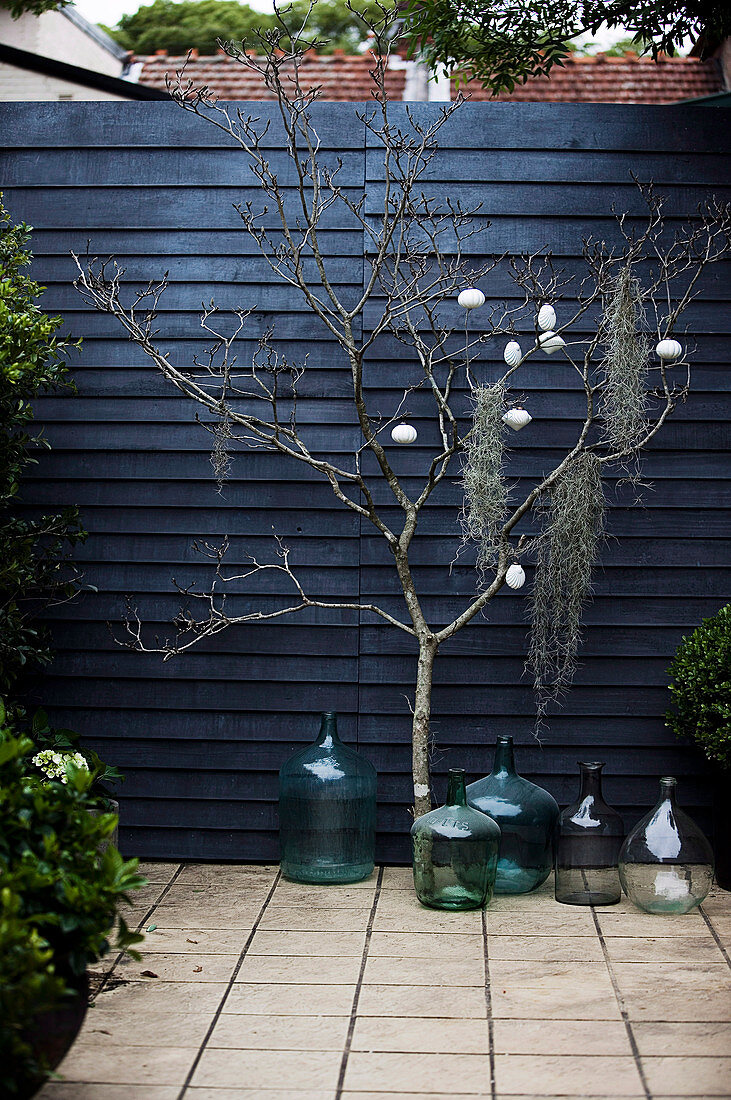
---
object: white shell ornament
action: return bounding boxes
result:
[656,338,682,361]
[503,340,522,367]
[537,303,557,331]
[502,407,532,431]
[391,422,418,445]
[539,330,566,355]
[505,563,526,589]
[457,287,485,310]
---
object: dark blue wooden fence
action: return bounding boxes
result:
[2,101,729,861]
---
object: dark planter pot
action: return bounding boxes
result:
[713,771,731,891]
[19,972,89,1100]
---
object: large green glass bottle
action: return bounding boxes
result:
[466,736,559,894]
[411,769,500,910]
[619,777,715,915]
[278,712,377,884]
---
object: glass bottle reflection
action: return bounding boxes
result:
[619,777,714,914]
[467,735,559,894]
[555,762,625,906]
[279,711,377,884]
[411,769,500,910]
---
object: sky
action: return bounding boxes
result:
[73,0,275,25]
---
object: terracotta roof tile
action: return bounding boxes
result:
[459,53,723,104]
[137,51,406,101]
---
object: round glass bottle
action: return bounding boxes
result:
[555,762,625,906]
[411,768,501,910]
[279,711,377,884]
[619,777,714,915]
[466,736,559,894]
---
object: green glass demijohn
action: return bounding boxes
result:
[466,736,559,894]
[619,777,715,915]
[411,769,501,910]
[278,712,377,884]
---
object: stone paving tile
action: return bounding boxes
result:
[351,1015,490,1054]
[488,934,604,962]
[133,926,247,953]
[248,929,366,956]
[225,981,356,1015]
[83,979,230,1027]
[596,910,707,937]
[357,983,487,1018]
[187,1092,335,1100]
[236,953,363,984]
[373,905,484,933]
[50,1044,198,1086]
[151,903,265,929]
[363,954,485,986]
[490,961,621,1020]
[37,1086,180,1099]
[603,933,721,963]
[175,863,278,886]
[209,1012,351,1050]
[487,909,597,935]
[369,930,483,958]
[115,951,238,983]
[77,1009,212,1047]
[120,882,170,913]
[632,1021,731,1056]
[642,1057,731,1096]
[611,962,731,1021]
[494,1053,645,1096]
[136,861,181,881]
[492,1018,632,1056]
[190,1048,343,1090]
[266,885,377,908]
[260,905,373,931]
[380,866,413,890]
[344,1050,491,1093]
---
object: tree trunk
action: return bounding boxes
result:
[412,636,438,818]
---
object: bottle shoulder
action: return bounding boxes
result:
[411,803,501,841]
[467,772,559,821]
[280,740,377,782]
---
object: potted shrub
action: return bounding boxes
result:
[0,704,145,1098]
[666,604,731,890]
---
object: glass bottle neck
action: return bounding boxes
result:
[446,769,468,806]
[492,736,516,777]
[659,776,678,806]
[315,712,340,747]
[578,762,605,801]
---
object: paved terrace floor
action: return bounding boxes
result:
[39,865,731,1100]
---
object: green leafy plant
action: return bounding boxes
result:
[0,195,86,698]
[28,707,124,802]
[0,700,145,1095]
[666,604,731,770]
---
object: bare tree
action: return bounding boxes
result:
[73,3,731,818]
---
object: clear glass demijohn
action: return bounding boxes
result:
[619,777,714,914]
[466,735,559,894]
[278,711,377,884]
[411,768,501,910]
[555,762,625,906]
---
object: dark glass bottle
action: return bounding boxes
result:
[619,777,715,915]
[278,712,377,884]
[466,736,559,894]
[411,769,501,910]
[555,762,625,906]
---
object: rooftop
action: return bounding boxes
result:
[136,50,724,103]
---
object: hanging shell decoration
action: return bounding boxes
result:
[502,407,532,431]
[503,340,522,367]
[656,338,682,361]
[457,287,486,310]
[537,303,557,332]
[391,422,418,445]
[539,331,566,355]
[505,563,526,589]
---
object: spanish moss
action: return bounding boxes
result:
[461,382,509,574]
[527,452,605,728]
[600,265,650,457]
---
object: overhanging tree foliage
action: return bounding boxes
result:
[106,0,387,55]
[400,0,731,94]
[0,0,70,16]
[73,3,731,818]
